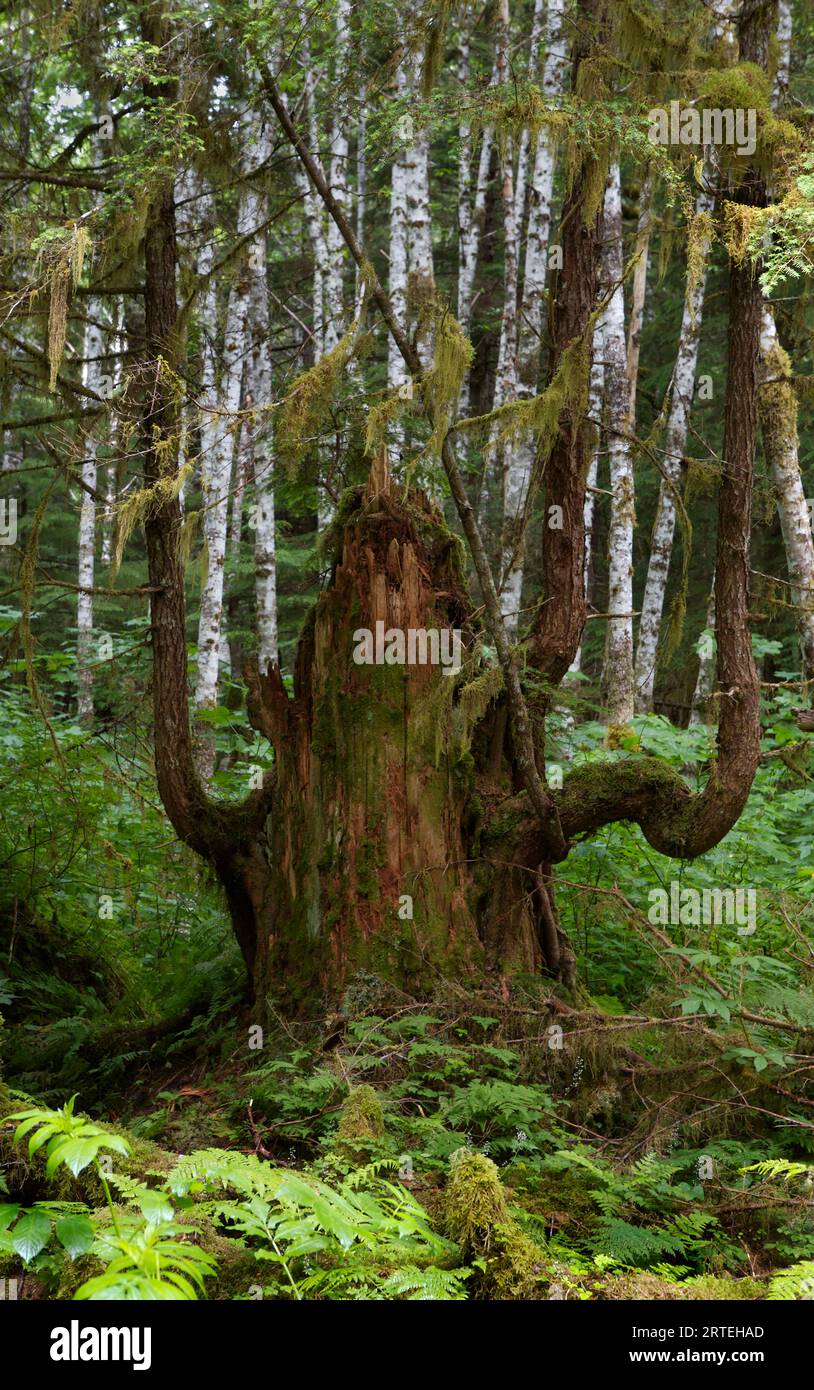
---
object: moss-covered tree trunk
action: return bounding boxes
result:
[245,455,555,1011]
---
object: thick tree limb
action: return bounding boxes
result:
[137,5,273,880]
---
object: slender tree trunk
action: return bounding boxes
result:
[457,132,493,344]
[774,0,792,103]
[243,123,278,671]
[634,179,715,711]
[77,302,105,723]
[759,307,814,682]
[518,0,566,376]
[568,320,604,676]
[76,119,108,723]
[196,105,274,725]
[100,303,123,565]
[388,59,410,409]
[294,11,332,525]
[229,438,247,555]
[625,166,653,428]
[193,177,221,716]
[195,180,248,721]
[456,47,495,446]
[489,0,519,603]
[456,20,473,329]
[600,162,635,726]
[513,0,545,237]
[457,77,494,344]
[404,48,434,371]
[500,0,566,634]
[294,1,328,361]
[690,577,716,724]
[354,85,367,314]
[492,0,518,424]
[323,0,351,357]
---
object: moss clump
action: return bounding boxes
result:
[683,1274,763,1301]
[444,1149,549,1299]
[335,1084,385,1156]
[444,1149,509,1253]
[484,1221,550,1300]
[276,315,371,478]
[601,1271,764,1301]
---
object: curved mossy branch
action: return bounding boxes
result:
[487,736,755,867]
[554,747,755,857]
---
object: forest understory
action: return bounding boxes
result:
[3,700,814,1304]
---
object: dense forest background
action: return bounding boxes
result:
[1,0,814,1304]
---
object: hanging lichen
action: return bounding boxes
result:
[684,456,719,505]
[580,140,613,229]
[611,0,703,87]
[34,225,91,392]
[46,262,71,393]
[177,508,201,574]
[420,301,473,459]
[454,665,504,752]
[658,202,676,284]
[759,335,799,471]
[685,209,714,321]
[100,188,151,289]
[111,459,193,579]
[411,669,457,767]
[723,201,762,266]
[474,82,570,146]
[456,329,590,471]
[275,311,371,477]
[365,388,411,455]
[420,0,452,97]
